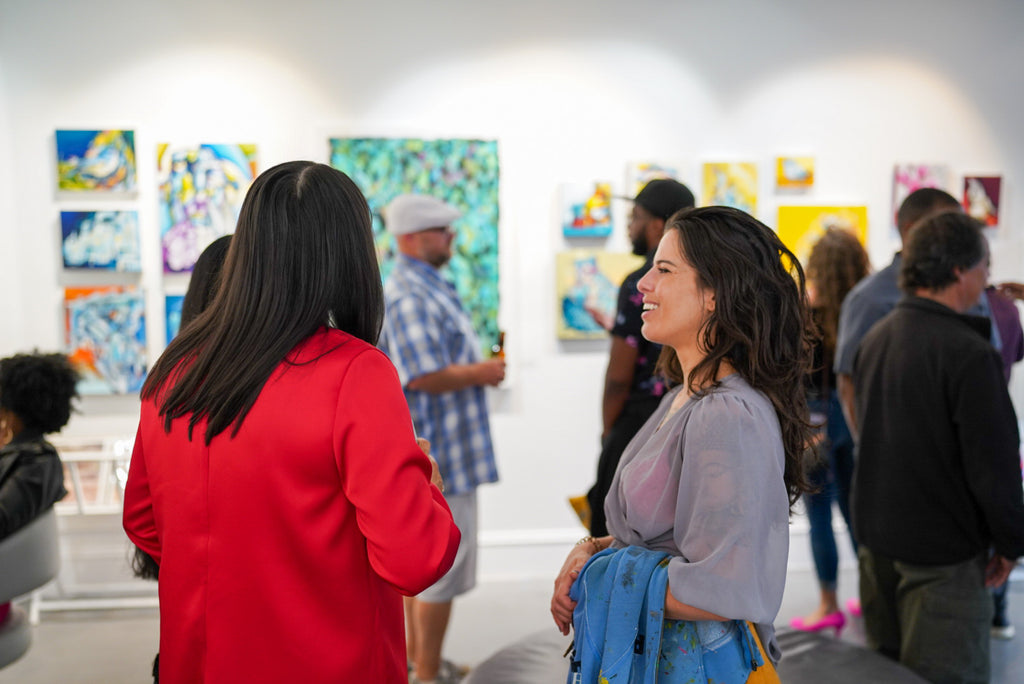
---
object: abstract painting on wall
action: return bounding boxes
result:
[626,162,678,197]
[65,286,146,395]
[776,156,815,190]
[556,250,643,340]
[892,163,950,224]
[60,210,141,272]
[561,182,614,238]
[157,143,257,273]
[329,137,500,351]
[776,205,868,267]
[963,175,1001,228]
[166,295,185,345]
[702,162,758,214]
[55,129,137,192]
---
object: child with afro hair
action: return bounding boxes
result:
[0,351,78,540]
[0,351,77,625]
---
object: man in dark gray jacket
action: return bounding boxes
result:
[852,211,1024,684]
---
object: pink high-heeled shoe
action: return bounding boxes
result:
[789,610,846,637]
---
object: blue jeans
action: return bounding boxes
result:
[803,392,856,591]
[992,577,1009,626]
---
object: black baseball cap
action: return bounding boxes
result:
[633,179,695,220]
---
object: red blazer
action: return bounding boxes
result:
[123,329,460,683]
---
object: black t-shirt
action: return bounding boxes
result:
[611,253,668,403]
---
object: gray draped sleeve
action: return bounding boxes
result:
[604,374,789,656]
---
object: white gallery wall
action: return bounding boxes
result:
[1,0,1023,580]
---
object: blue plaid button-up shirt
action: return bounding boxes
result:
[379,254,498,496]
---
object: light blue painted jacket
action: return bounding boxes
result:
[567,546,763,684]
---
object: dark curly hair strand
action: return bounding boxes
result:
[0,352,79,434]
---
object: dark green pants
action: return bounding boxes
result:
[858,546,991,684]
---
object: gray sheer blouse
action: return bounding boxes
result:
[604,373,789,655]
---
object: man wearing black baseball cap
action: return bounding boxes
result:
[585,178,695,537]
[628,179,696,253]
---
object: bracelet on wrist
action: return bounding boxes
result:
[575,535,603,553]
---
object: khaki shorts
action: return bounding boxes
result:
[416,490,477,603]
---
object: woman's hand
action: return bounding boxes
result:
[550,536,610,635]
[416,438,444,493]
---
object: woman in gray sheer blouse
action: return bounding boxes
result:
[551,206,816,679]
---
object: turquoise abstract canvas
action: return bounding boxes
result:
[329,137,500,351]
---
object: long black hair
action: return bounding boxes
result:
[656,206,816,509]
[179,235,232,329]
[141,161,383,444]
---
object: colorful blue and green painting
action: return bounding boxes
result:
[65,286,146,395]
[328,137,500,351]
[55,129,137,191]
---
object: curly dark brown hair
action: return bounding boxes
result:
[655,206,818,510]
[805,228,871,354]
[0,352,79,434]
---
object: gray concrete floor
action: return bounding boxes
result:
[1,568,1021,682]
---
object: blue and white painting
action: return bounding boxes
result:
[65,286,147,395]
[60,210,141,272]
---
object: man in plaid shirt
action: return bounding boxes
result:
[379,194,504,684]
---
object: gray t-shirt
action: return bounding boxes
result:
[605,373,789,660]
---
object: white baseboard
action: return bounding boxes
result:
[476,521,859,582]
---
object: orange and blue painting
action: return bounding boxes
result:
[702,162,757,214]
[556,250,643,340]
[776,206,868,267]
[55,129,137,192]
[157,143,257,273]
[65,286,147,395]
[329,137,500,352]
[60,210,141,272]
[562,182,613,238]
[963,176,1001,228]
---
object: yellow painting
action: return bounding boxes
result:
[776,156,815,189]
[556,250,644,340]
[776,206,868,267]
[702,162,757,214]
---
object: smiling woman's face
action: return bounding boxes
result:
[636,229,715,357]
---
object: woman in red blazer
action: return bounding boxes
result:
[123,161,460,683]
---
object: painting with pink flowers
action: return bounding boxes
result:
[891,164,951,230]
